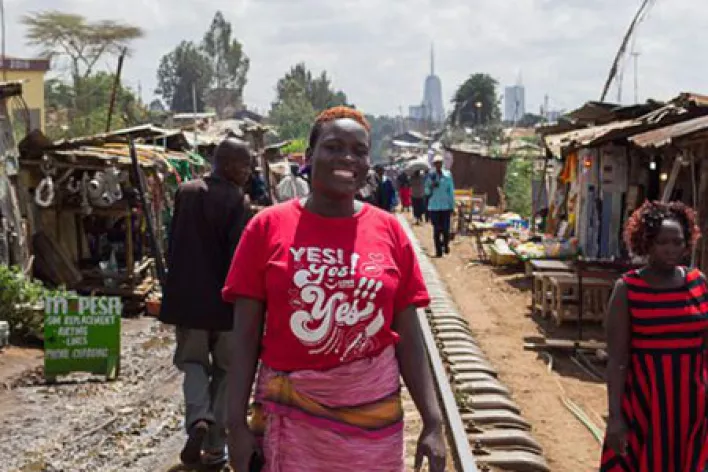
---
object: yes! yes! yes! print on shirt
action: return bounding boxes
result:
[222,199,430,372]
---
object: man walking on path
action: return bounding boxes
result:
[159,138,252,468]
[410,169,427,224]
[425,154,455,257]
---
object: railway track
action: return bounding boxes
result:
[402,217,550,472]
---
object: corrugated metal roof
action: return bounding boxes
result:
[629,114,708,148]
[543,119,637,156]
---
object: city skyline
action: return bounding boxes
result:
[5,0,707,117]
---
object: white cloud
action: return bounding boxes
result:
[4,0,707,116]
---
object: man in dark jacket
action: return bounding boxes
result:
[159,138,252,467]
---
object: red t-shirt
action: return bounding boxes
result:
[222,199,430,372]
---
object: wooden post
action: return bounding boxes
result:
[697,148,708,272]
[105,48,127,133]
[125,212,134,284]
[661,152,683,203]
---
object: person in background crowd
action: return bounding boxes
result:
[159,138,253,468]
[601,201,708,472]
[410,169,427,224]
[398,171,412,213]
[224,106,446,472]
[299,163,311,184]
[276,163,310,202]
[248,167,271,206]
[373,164,396,212]
[356,168,377,204]
[425,155,455,257]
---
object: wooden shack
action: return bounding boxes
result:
[446,144,509,206]
[16,128,205,315]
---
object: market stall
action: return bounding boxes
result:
[16,131,207,316]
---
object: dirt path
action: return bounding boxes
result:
[0,318,186,472]
[411,222,607,472]
[0,317,442,472]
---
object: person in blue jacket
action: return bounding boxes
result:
[373,164,396,212]
[425,155,455,257]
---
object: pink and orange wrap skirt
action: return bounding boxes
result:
[250,346,404,472]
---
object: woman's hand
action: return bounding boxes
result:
[606,416,628,456]
[227,424,262,472]
[414,422,446,472]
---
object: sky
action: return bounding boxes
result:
[5,0,707,117]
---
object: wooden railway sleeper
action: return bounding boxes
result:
[443,346,486,357]
[474,448,551,472]
[467,429,544,454]
[456,380,511,396]
[450,371,498,383]
[461,410,531,430]
[448,361,498,377]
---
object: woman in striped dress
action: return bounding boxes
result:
[601,201,708,472]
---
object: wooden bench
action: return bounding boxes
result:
[531,271,576,317]
[547,275,613,326]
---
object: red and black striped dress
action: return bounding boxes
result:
[600,268,708,472]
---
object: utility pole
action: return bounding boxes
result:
[632,51,641,104]
[1,0,6,81]
[192,84,198,151]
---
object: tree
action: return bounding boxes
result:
[450,73,500,127]
[503,157,533,217]
[275,63,349,113]
[366,115,399,163]
[202,11,250,118]
[44,78,74,110]
[269,91,317,141]
[45,72,144,139]
[516,113,545,128]
[156,41,213,113]
[269,63,351,140]
[23,11,142,113]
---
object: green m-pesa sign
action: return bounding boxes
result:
[44,295,122,381]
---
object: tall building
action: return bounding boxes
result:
[504,74,526,123]
[409,45,445,125]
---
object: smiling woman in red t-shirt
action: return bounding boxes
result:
[223,107,446,472]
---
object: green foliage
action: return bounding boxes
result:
[203,11,250,117]
[503,157,533,217]
[516,113,545,128]
[365,114,399,163]
[156,12,249,115]
[156,41,213,113]
[451,73,501,127]
[0,266,64,341]
[22,11,143,80]
[282,138,308,154]
[274,63,349,113]
[270,91,317,141]
[269,63,351,140]
[45,72,147,139]
[26,11,148,139]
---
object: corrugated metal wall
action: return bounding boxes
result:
[449,150,509,206]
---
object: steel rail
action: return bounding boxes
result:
[418,307,479,472]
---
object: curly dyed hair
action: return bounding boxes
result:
[308,106,371,149]
[623,201,701,256]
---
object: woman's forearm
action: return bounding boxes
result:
[227,299,264,429]
[394,307,443,428]
[607,360,627,419]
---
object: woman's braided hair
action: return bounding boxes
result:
[308,106,371,149]
[623,200,700,256]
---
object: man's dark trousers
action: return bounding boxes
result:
[429,210,452,256]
